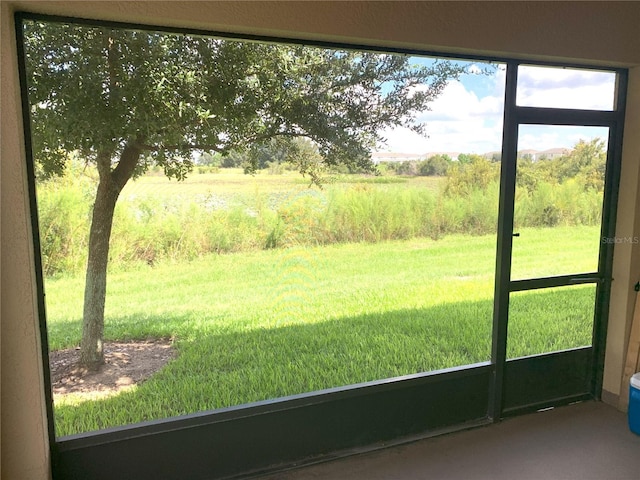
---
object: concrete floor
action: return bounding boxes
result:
[257,401,640,480]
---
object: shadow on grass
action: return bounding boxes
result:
[52,286,594,437]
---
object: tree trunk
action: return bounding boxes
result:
[79,178,119,368]
[79,145,141,369]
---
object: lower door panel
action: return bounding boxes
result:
[502,348,592,415]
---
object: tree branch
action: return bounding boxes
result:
[246,131,305,145]
[111,138,144,191]
[140,143,225,153]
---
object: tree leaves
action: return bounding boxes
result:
[24,20,467,181]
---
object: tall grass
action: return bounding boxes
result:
[35,169,94,276]
[36,170,602,277]
[514,180,603,227]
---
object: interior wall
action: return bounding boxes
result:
[607,67,640,399]
[1,3,51,480]
[2,3,640,480]
[5,1,640,66]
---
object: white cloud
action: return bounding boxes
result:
[516,66,616,110]
[377,64,615,155]
[517,65,614,89]
[379,77,504,154]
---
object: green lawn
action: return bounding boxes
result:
[46,225,600,436]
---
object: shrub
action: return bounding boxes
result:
[418,154,451,176]
[445,158,500,197]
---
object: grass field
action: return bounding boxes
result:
[121,169,443,199]
[46,225,600,437]
[39,165,602,279]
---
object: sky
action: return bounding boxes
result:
[377,61,617,155]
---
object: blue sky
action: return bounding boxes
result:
[377,61,616,155]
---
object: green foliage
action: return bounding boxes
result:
[514,180,602,228]
[45,233,597,436]
[326,174,408,185]
[516,138,606,193]
[445,156,500,197]
[36,165,94,276]
[35,137,606,277]
[395,160,418,176]
[457,153,486,165]
[220,150,248,168]
[196,166,220,174]
[417,154,451,176]
[249,137,325,181]
[440,182,500,235]
[24,19,467,180]
[559,138,606,185]
[38,166,605,277]
[510,138,607,227]
[23,17,469,365]
[197,152,223,168]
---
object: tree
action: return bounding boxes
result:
[24,20,466,368]
[517,138,606,192]
[457,153,473,164]
[560,138,606,189]
[445,157,500,197]
[457,153,485,165]
[396,160,418,176]
[197,151,222,167]
[220,149,248,168]
[246,136,320,172]
[418,154,451,176]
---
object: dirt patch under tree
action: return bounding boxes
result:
[50,339,176,402]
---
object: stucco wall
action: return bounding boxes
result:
[5,1,640,65]
[1,4,52,479]
[607,67,640,398]
[2,3,640,480]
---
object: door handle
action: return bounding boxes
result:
[512,232,520,237]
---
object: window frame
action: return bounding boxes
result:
[15,11,628,479]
